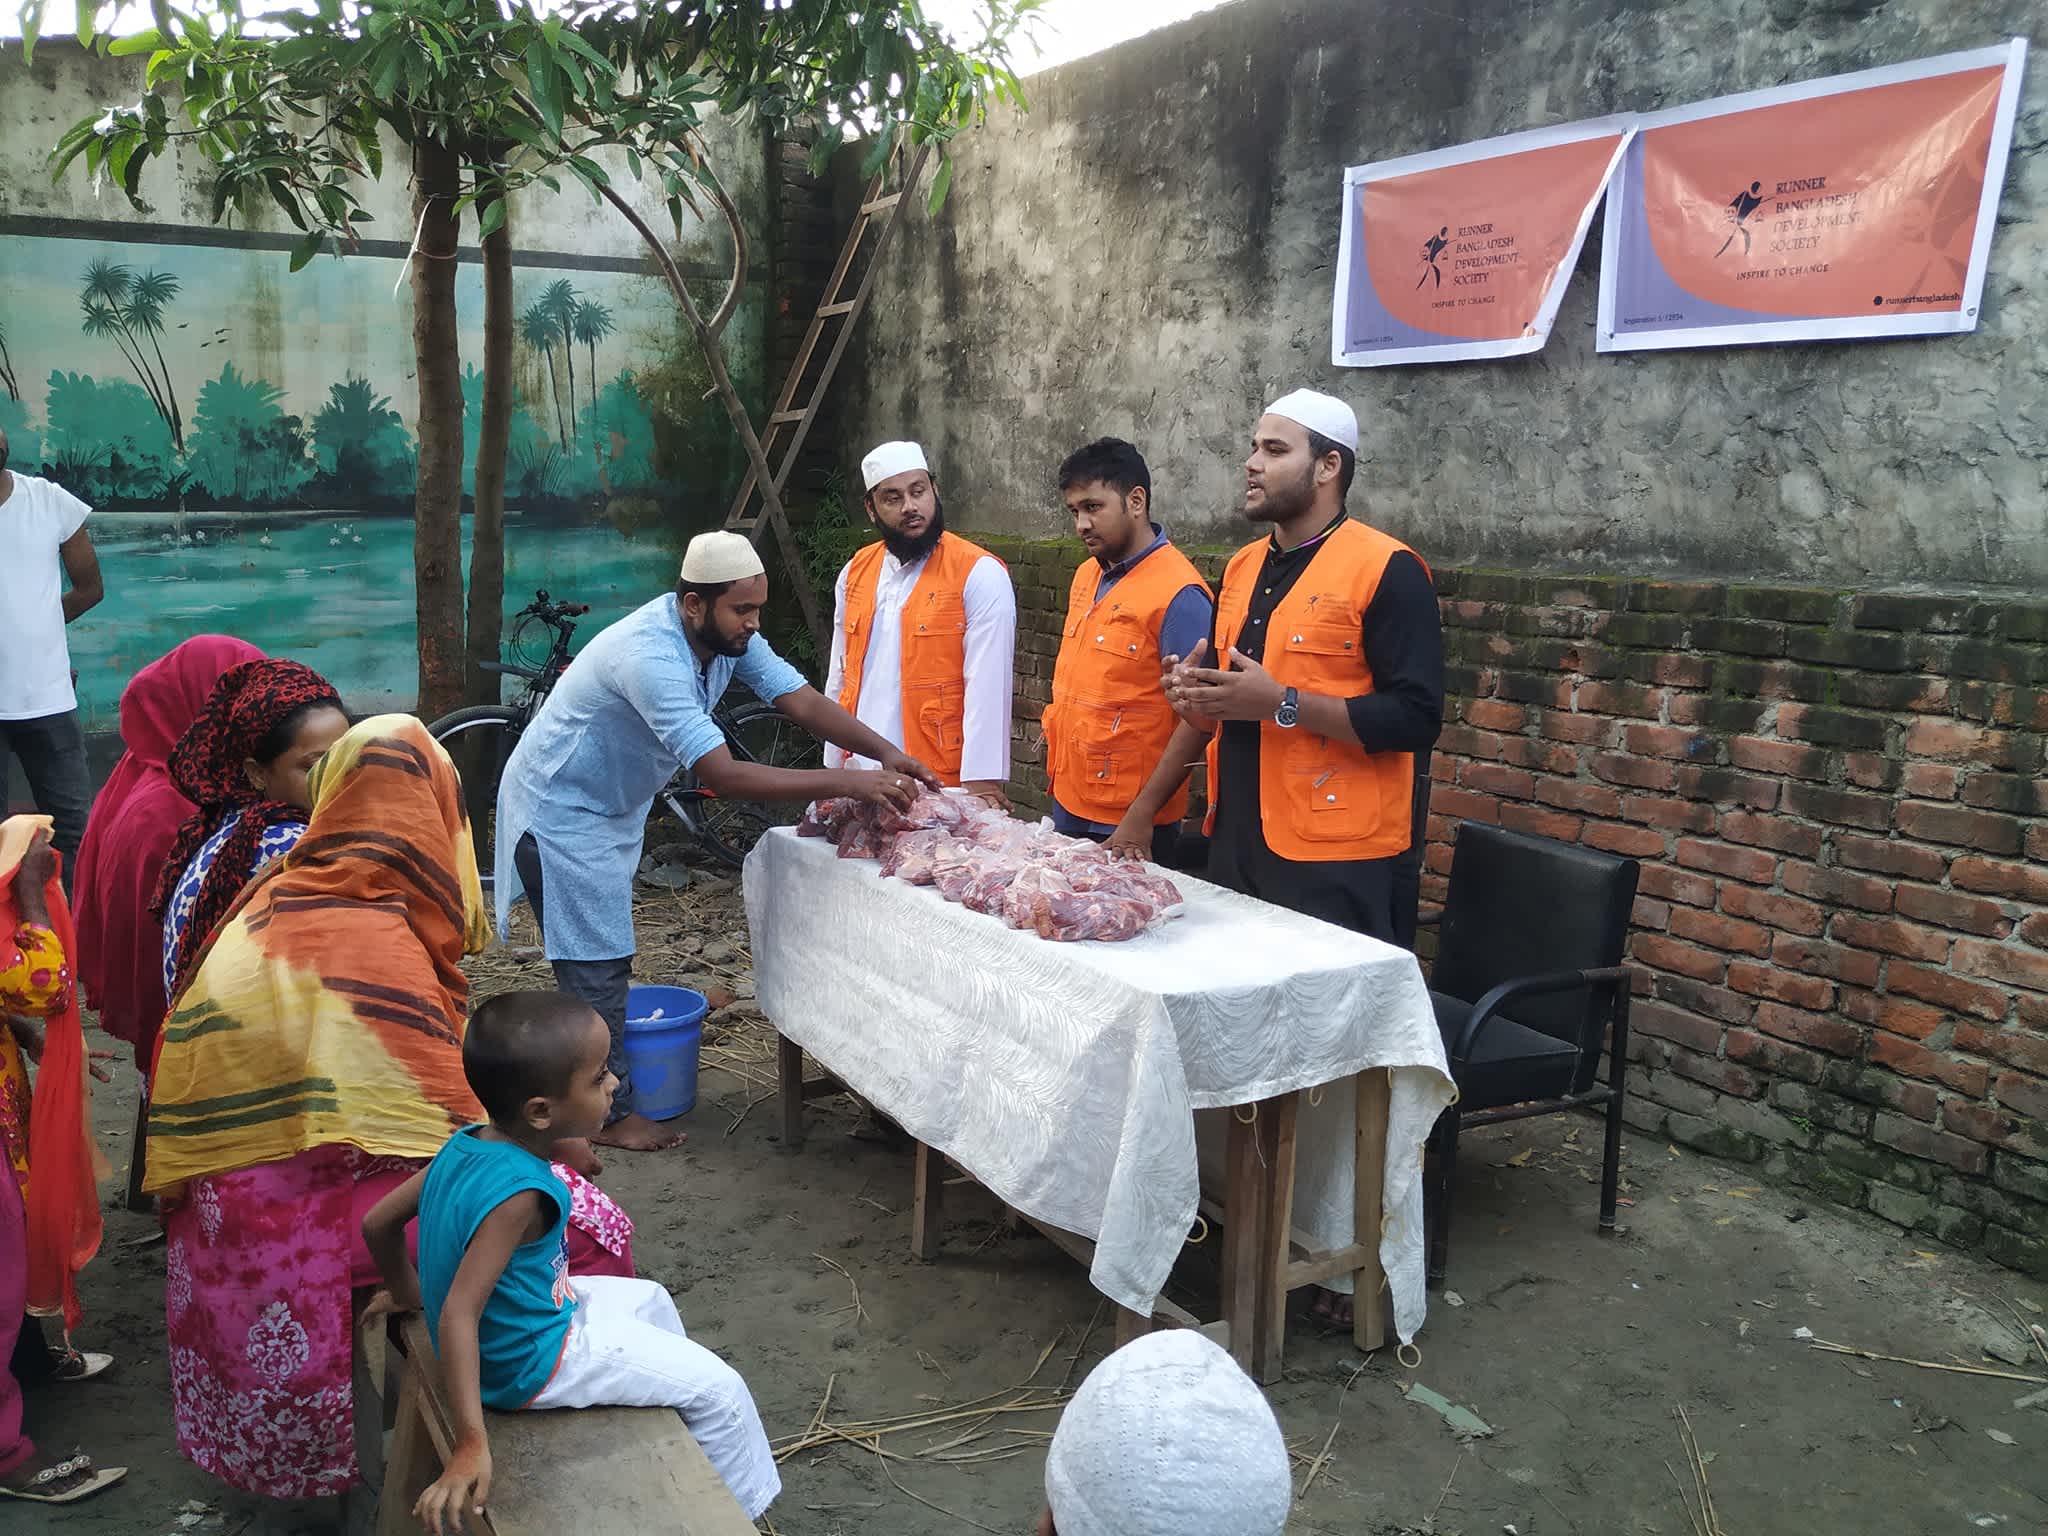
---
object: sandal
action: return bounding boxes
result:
[0,1451,128,1504]
[48,1348,115,1383]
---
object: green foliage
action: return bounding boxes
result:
[186,362,314,504]
[42,370,179,504]
[766,472,875,675]
[0,395,38,471]
[43,0,1042,260]
[76,258,185,450]
[309,374,416,504]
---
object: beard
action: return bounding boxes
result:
[686,610,751,658]
[1246,463,1315,525]
[878,494,946,564]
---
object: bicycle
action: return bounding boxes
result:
[427,589,823,890]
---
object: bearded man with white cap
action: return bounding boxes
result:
[1037,1329,1292,1536]
[494,531,939,1151]
[824,440,1017,806]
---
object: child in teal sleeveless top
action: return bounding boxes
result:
[363,991,779,1530]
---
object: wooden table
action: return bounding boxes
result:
[778,1036,1391,1382]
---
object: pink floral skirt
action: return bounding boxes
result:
[165,1144,636,1499]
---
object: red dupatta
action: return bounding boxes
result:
[2,816,105,1333]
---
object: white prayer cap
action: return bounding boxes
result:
[861,439,929,490]
[1264,388,1359,451]
[679,530,765,584]
[1043,1331,1291,1536]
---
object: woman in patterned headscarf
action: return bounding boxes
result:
[147,716,633,1502]
[152,659,349,1011]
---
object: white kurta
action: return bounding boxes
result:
[823,547,1016,783]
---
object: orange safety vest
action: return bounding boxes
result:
[1204,519,1426,862]
[838,532,1002,786]
[1042,543,1213,827]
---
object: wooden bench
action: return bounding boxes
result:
[375,1313,756,1536]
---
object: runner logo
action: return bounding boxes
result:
[1416,226,1450,289]
[1715,180,1770,259]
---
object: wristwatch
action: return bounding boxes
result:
[1274,686,1300,729]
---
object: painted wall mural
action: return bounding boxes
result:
[0,232,760,733]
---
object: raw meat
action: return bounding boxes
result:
[795,790,1182,942]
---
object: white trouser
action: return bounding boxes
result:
[528,1276,781,1520]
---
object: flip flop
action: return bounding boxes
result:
[0,1452,128,1504]
[48,1348,115,1383]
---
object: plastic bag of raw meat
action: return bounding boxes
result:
[797,798,849,838]
[836,816,887,860]
[881,828,951,883]
[876,788,983,835]
[930,840,989,901]
[1001,863,1157,942]
[1060,858,1184,915]
[959,856,1026,916]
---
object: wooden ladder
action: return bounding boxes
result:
[726,140,932,661]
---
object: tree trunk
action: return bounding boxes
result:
[411,136,466,721]
[466,173,513,707]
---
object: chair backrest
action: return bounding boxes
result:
[1433,822,1639,1087]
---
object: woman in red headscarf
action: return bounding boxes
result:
[72,637,264,1068]
[152,660,350,1007]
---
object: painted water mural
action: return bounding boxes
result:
[0,232,761,731]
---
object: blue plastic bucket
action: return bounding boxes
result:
[623,985,708,1121]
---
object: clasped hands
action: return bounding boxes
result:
[1161,638,1285,722]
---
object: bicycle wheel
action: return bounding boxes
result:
[667,697,824,869]
[428,705,523,898]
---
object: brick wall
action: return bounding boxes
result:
[975,536,2048,1278]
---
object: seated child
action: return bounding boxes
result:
[363,990,780,1533]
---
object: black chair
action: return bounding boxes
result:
[1423,822,1640,1284]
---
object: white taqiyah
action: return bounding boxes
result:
[1042,1330,1292,1536]
[1264,388,1359,451]
[861,439,929,490]
[679,530,766,584]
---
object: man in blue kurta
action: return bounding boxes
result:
[496,531,937,1151]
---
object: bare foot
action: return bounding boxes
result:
[592,1112,687,1151]
[1309,1287,1354,1327]
[703,983,738,1012]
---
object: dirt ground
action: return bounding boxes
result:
[14,876,2048,1536]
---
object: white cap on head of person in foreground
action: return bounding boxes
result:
[1264,386,1358,451]
[1037,1330,1292,1536]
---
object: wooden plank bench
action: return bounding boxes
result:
[375,1313,756,1536]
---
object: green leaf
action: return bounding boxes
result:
[525,39,563,138]
[568,154,610,189]
[48,118,98,178]
[19,0,45,64]
[477,196,507,241]
[75,0,100,46]
[289,229,324,273]
[371,43,404,100]
[108,27,164,56]
[356,126,383,181]
[926,151,954,213]
[267,179,307,230]
[624,144,642,181]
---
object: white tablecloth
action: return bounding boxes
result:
[742,828,1454,1342]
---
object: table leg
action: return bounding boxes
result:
[1114,1305,1154,1347]
[911,1140,945,1261]
[1220,1104,1267,1375]
[1352,1068,1391,1353]
[1251,1092,1300,1385]
[777,1035,806,1151]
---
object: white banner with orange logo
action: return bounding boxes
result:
[1331,118,1634,367]
[1598,40,2028,352]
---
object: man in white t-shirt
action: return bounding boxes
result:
[0,426,105,884]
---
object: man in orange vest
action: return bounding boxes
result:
[1125,389,1443,940]
[826,440,1016,806]
[1039,438,1213,868]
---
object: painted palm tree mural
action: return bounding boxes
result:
[78,260,186,451]
[3,234,761,731]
